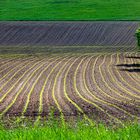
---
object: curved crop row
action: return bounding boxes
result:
[0,53,139,124]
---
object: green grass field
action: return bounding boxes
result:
[0,0,140,20]
[0,119,139,140]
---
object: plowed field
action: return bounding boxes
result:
[0,52,139,124]
[0,22,138,46]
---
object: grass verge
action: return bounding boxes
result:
[0,118,139,140]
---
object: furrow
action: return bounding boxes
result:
[0,60,24,82]
[0,58,18,70]
[106,54,140,102]
[28,56,69,122]
[90,54,140,116]
[0,59,34,92]
[121,52,140,92]
[122,52,140,87]
[83,56,137,120]
[113,53,140,99]
[91,55,126,102]
[19,57,56,117]
[128,52,140,82]
[51,56,74,126]
[0,57,34,86]
[0,57,52,117]
[0,58,45,106]
[118,53,140,93]
[63,56,94,125]
[73,56,123,125]
[23,56,64,123]
[92,55,128,101]
[0,57,31,75]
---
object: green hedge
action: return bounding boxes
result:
[136,28,140,49]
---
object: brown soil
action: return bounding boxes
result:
[0,53,139,123]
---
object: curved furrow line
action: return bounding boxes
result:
[0,57,33,85]
[35,56,71,124]
[52,57,79,115]
[34,56,66,123]
[0,57,54,117]
[124,52,140,82]
[92,55,127,100]
[107,53,140,102]
[89,55,139,118]
[114,53,140,99]
[97,54,140,114]
[51,57,75,126]
[83,56,137,119]
[20,56,66,123]
[132,52,140,79]
[0,58,46,105]
[98,54,137,103]
[40,56,72,119]
[64,55,97,115]
[122,52,140,91]
[22,57,65,116]
[92,55,129,102]
[0,55,24,65]
[0,56,31,75]
[0,59,35,93]
[125,52,140,83]
[118,52,140,92]
[20,57,64,119]
[62,56,94,125]
[8,57,61,119]
[0,58,18,70]
[104,54,139,105]
[0,60,25,81]
[73,56,123,125]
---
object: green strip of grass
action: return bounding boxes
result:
[0,120,139,140]
[0,45,136,56]
[0,0,140,20]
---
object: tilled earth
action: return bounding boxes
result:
[0,21,138,46]
[0,52,139,124]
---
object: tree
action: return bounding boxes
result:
[136,28,140,50]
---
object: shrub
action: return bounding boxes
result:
[136,28,140,49]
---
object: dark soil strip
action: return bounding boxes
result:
[0,21,138,47]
